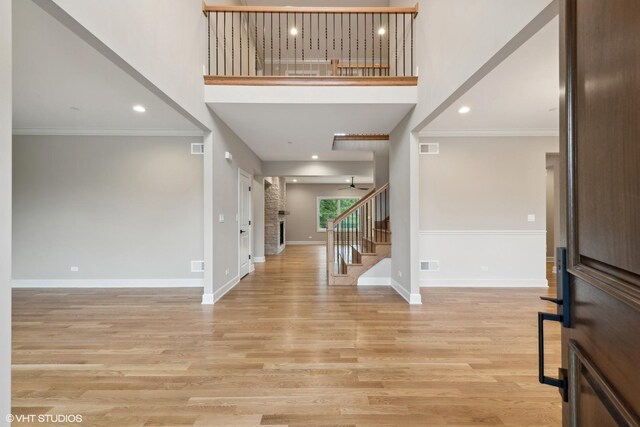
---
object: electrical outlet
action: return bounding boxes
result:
[527,214,536,222]
[480,266,489,272]
[308,236,313,239]
[219,214,225,223]
[225,268,229,276]
[398,270,403,278]
[70,266,79,272]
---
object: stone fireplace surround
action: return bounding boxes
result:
[265,177,286,255]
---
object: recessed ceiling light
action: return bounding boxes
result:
[69,106,80,111]
[287,141,293,144]
[293,179,298,183]
[133,105,146,113]
[311,155,319,160]
[290,27,298,36]
[458,106,471,114]
[378,27,386,36]
[346,179,351,182]
[548,107,558,112]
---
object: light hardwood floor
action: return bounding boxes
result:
[12,246,561,426]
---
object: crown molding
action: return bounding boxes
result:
[12,128,204,137]
[419,128,559,138]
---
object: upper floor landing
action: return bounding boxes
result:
[203,4,419,87]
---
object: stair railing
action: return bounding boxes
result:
[326,183,389,283]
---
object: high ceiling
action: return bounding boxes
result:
[12,0,201,135]
[422,17,559,136]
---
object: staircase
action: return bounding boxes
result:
[326,184,390,286]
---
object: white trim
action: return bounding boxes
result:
[12,128,204,137]
[13,279,204,289]
[357,277,391,286]
[419,129,559,138]
[286,241,326,245]
[419,229,546,236]
[214,275,240,303]
[253,256,266,263]
[201,293,214,304]
[420,278,548,288]
[391,278,422,305]
[250,263,256,273]
[238,168,253,280]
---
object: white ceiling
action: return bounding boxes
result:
[12,0,201,135]
[240,0,390,6]
[209,103,412,161]
[285,175,373,184]
[422,17,559,136]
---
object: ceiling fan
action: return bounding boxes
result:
[340,177,369,191]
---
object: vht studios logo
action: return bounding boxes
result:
[6,414,83,424]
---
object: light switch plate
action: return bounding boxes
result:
[219,214,225,223]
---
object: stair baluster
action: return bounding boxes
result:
[326,184,389,285]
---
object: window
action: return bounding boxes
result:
[317,197,360,232]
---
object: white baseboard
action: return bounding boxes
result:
[253,256,266,263]
[420,278,548,288]
[201,274,241,305]
[286,241,325,245]
[358,277,391,286]
[391,278,422,305]
[12,279,204,289]
[214,275,240,303]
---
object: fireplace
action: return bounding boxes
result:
[279,221,285,246]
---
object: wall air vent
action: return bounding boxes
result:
[420,260,440,271]
[191,260,205,273]
[191,143,205,155]
[419,143,439,155]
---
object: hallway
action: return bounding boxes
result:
[12,246,561,426]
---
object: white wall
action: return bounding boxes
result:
[38,0,212,130]
[546,166,555,258]
[0,0,12,422]
[388,0,554,301]
[285,184,372,243]
[204,111,262,304]
[12,135,204,286]
[419,136,558,287]
[262,161,373,178]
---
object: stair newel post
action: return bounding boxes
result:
[327,219,335,283]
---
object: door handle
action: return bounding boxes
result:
[536,247,572,402]
[538,311,569,402]
[240,229,246,234]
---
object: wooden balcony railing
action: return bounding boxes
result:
[204,5,418,85]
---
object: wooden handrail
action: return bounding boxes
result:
[204,5,419,16]
[333,183,389,225]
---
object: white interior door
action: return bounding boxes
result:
[238,170,252,278]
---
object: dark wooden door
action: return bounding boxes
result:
[556,0,640,426]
